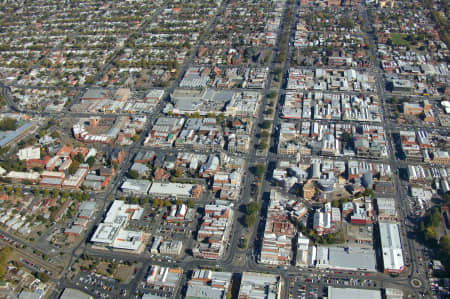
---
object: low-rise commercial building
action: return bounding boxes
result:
[238,272,282,299]
[90,200,145,251]
[148,182,202,199]
[186,270,232,299]
[121,179,152,195]
[328,287,381,299]
[260,191,296,265]
[379,222,405,273]
[314,246,377,271]
[376,197,398,222]
[159,240,183,256]
[193,205,234,260]
[145,266,182,294]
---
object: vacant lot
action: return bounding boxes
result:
[113,264,135,283]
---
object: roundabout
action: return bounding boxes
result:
[411,278,422,288]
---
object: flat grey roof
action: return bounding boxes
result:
[0,122,35,147]
[328,247,377,271]
[60,288,92,299]
[328,287,381,299]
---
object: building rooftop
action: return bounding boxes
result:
[149,182,198,197]
[379,222,404,272]
[146,266,182,289]
[59,288,93,299]
[186,270,232,299]
[90,200,144,250]
[316,246,377,271]
[0,122,36,147]
[112,229,144,250]
[376,197,396,211]
[385,288,404,299]
[239,272,281,299]
[328,287,381,299]
[121,179,152,194]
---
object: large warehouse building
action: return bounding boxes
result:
[379,222,405,273]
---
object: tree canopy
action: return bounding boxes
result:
[254,164,265,179]
[0,247,11,280]
[0,118,18,131]
[127,170,139,179]
[261,120,271,129]
[244,214,257,227]
[246,202,260,215]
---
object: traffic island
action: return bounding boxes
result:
[411,278,422,288]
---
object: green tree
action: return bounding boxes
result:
[361,189,375,197]
[267,91,277,99]
[127,170,139,179]
[261,131,270,138]
[38,129,46,138]
[216,114,225,122]
[81,192,89,201]
[245,214,257,227]
[261,120,271,129]
[50,131,60,139]
[254,164,265,179]
[424,227,437,244]
[73,152,84,163]
[0,118,18,131]
[239,238,248,249]
[258,142,268,150]
[175,168,183,177]
[186,199,194,208]
[152,199,161,208]
[0,247,11,279]
[36,272,49,283]
[61,190,69,199]
[51,189,59,198]
[431,208,441,228]
[131,135,139,142]
[42,189,49,198]
[71,192,82,202]
[86,156,95,168]
[68,160,80,175]
[439,236,450,254]
[246,202,260,215]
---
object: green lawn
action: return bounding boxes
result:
[390,33,410,46]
